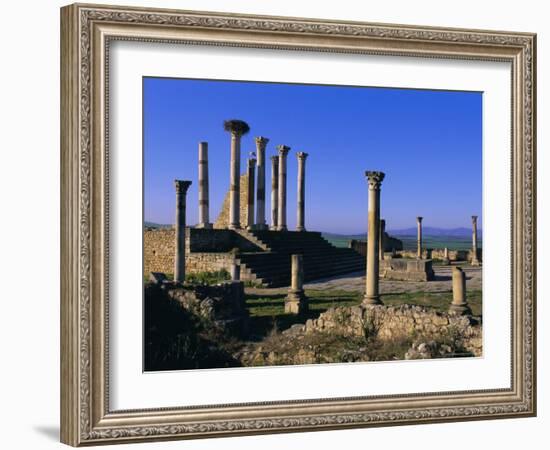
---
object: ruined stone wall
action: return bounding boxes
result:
[144,228,175,274]
[144,227,263,275]
[400,248,482,262]
[349,234,403,256]
[302,304,482,356]
[186,253,235,274]
[214,173,250,229]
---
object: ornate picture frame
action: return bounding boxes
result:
[60,3,536,446]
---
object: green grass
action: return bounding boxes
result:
[143,270,230,285]
[245,288,482,339]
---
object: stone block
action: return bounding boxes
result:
[380,258,435,281]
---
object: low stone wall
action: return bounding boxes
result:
[144,227,263,275]
[349,234,403,256]
[401,248,482,262]
[300,304,482,357]
[380,258,435,281]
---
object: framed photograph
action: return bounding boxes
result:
[60,3,536,446]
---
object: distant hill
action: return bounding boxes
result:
[144,221,171,229]
[388,227,481,237]
[322,227,480,239]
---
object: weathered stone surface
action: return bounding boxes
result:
[400,248,482,262]
[299,304,482,357]
[380,258,435,282]
[214,173,250,229]
[349,234,403,256]
[166,281,248,335]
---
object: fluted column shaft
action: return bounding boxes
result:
[416,216,423,259]
[255,137,269,229]
[174,180,192,282]
[229,133,242,229]
[296,152,308,232]
[224,119,250,229]
[363,171,385,305]
[277,145,290,231]
[270,156,279,230]
[197,142,211,228]
[379,219,386,260]
[246,158,256,230]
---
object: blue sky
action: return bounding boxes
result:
[144,77,482,234]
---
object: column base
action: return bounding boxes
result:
[195,223,213,229]
[228,224,241,230]
[269,225,278,231]
[254,223,268,230]
[362,294,383,305]
[296,227,306,232]
[284,290,308,314]
[448,303,472,316]
[278,225,288,231]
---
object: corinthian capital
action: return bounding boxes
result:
[255,136,269,149]
[174,179,192,194]
[365,171,385,189]
[296,152,309,161]
[472,215,478,224]
[277,145,291,156]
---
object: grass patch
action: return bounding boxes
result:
[245,288,482,339]
[143,270,230,285]
[382,289,482,316]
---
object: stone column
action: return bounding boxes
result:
[471,215,480,266]
[296,152,308,232]
[416,216,423,259]
[379,219,386,260]
[246,157,256,230]
[270,156,279,230]
[174,180,192,283]
[285,254,308,314]
[449,267,472,315]
[224,119,250,229]
[277,145,290,231]
[442,247,450,265]
[255,137,269,230]
[197,142,212,229]
[363,171,385,305]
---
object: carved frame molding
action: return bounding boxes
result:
[61,3,536,446]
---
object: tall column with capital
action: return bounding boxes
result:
[255,137,269,230]
[174,179,192,283]
[224,119,250,229]
[270,156,279,230]
[296,152,308,232]
[363,171,385,305]
[416,216,423,259]
[277,145,290,231]
[197,142,212,229]
[246,157,256,230]
[471,215,480,266]
[379,219,386,260]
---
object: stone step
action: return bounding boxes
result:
[233,230,364,286]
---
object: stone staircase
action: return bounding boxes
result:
[235,230,365,287]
